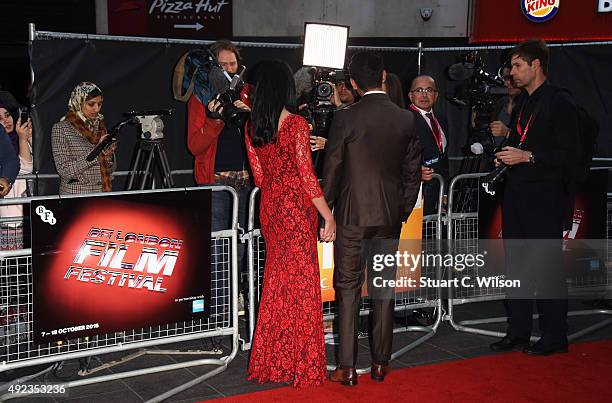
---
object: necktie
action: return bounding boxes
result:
[425,112,443,152]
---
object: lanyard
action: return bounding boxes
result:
[515,106,535,144]
[410,104,443,152]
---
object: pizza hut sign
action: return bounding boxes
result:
[148,0,232,38]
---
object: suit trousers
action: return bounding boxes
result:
[502,180,568,344]
[334,224,401,368]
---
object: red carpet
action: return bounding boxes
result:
[210,340,612,402]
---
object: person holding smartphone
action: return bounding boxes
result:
[0,102,32,249]
[51,82,116,195]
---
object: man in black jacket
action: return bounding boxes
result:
[0,125,19,196]
[490,39,579,356]
[408,75,449,215]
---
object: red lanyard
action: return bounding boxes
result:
[516,107,535,144]
[410,104,443,152]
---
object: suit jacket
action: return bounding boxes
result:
[51,120,116,195]
[323,93,421,227]
[0,126,19,184]
[411,107,449,180]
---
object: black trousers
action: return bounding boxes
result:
[502,180,568,344]
[333,224,401,368]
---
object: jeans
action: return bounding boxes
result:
[211,185,252,293]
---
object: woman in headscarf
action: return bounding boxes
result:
[51,82,116,194]
[0,102,33,249]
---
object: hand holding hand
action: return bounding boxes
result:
[319,216,336,242]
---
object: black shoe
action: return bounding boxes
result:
[490,336,530,352]
[523,340,568,356]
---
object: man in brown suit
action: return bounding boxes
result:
[324,52,421,385]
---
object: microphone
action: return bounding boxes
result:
[124,109,173,117]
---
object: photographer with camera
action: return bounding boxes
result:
[408,75,449,215]
[309,79,357,153]
[489,39,580,356]
[186,40,252,231]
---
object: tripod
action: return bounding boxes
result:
[127,139,174,190]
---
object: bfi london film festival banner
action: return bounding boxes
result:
[318,187,424,303]
[32,189,211,344]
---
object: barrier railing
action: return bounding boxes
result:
[0,186,239,402]
[245,174,446,372]
[445,172,612,342]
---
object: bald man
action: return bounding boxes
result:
[408,75,449,215]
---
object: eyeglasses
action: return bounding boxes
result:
[410,87,437,94]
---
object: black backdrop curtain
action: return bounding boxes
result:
[29,37,611,194]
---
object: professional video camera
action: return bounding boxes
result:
[207,65,249,128]
[448,52,508,157]
[173,47,248,128]
[296,67,350,138]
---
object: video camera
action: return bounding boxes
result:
[207,65,249,128]
[298,23,350,139]
[298,67,350,138]
[448,52,508,157]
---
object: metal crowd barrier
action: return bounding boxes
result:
[244,174,446,372]
[0,186,239,402]
[446,172,612,342]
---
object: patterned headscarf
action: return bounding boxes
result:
[67,82,104,128]
[63,82,112,192]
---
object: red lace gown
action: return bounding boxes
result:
[245,114,326,387]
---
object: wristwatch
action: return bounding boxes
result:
[528,152,535,164]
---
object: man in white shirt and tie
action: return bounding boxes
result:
[408,75,449,215]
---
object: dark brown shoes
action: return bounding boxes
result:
[370,363,389,382]
[329,367,358,386]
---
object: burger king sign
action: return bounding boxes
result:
[521,0,560,22]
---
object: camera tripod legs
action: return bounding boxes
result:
[127,140,174,190]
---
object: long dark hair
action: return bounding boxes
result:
[249,60,297,147]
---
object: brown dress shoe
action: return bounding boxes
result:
[370,363,389,382]
[329,367,358,386]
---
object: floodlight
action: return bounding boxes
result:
[302,23,349,70]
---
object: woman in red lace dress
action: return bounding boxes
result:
[246,60,336,387]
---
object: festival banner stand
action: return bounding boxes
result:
[32,189,211,344]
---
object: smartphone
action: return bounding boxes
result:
[18,107,30,123]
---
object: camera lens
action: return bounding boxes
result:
[316,82,333,99]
